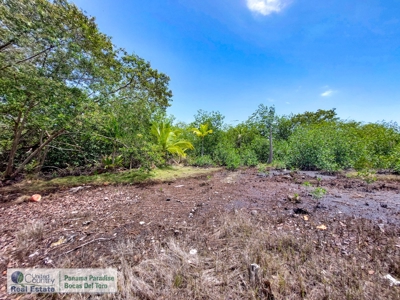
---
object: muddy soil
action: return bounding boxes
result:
[0,168,399,299]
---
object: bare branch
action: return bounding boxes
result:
[0,45,55,71]
[0,39,15,52]
[57,237,115,257]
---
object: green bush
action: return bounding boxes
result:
[193,155,215,167]
[213,142,233,165]
[248,136,270,163]
[285,123,358,172]
[225,150,241,170]
[240,148,258,166]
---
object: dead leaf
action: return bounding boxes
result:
[316,224,327,230]
[303,215,309,221]
[51,237,66,247]
[368,270,375,275]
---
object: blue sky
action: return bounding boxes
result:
[71,0,400,124]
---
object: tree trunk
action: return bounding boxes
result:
[4,111,24,178]
[267,126,273,164]
[4,98,36,178]
[36,145,50,174]
[10,128,65,178]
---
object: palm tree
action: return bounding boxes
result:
[191,123,213,156]
[151,122,194,160]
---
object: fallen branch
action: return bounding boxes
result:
[57,237,115,257]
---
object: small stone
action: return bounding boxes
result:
[139,221,145,225]
[104,197,109,200]
[44,257,53,265]
[380,203,388,208]
[251,210,258,216]
[189,213,193,218]
[365,202,369,206]
[189,249,197,255]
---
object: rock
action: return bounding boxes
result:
[189,249,197,255]
[287,194,301,203]
[251,210,258,216]
[104,197,109,200]
[380,203,388,208]
[44,257,53,265]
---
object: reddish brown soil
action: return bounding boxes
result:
[0,168,399,299]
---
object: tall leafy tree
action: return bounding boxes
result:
[0,0,171,178]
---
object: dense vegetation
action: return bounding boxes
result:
[1,0,400,180]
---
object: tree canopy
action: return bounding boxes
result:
[0,0,172,177]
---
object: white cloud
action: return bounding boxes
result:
[246,0,290,16]
[321,89,334,97]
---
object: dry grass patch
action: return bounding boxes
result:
[7,211,400,300]
[14,221,45,260]
[105,212,400,299]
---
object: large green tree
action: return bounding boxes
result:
[0,0,171,178]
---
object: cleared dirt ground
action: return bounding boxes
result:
[1,168,400,299]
